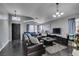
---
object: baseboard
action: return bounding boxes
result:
[0,40,9,52]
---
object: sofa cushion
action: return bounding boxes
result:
[30,37,40,44]
[23,33,32,46]
[27,34,40,44]
[24,32,37,37]
[24,34,29,40]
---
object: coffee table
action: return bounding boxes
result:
[42,37,56,46]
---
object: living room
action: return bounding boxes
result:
[0,2,79,56]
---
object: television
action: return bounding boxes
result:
[53,28,61,34]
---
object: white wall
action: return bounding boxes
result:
[42,17,68,38]
[0,20,9,51]
[21,22,26,40]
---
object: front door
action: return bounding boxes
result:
[12,23,20,41]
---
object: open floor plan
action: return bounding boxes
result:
[0,3,79,56]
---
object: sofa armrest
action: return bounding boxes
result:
[27,43,43,49]
[27,43,44,54]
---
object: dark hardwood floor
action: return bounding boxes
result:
[0,40,24,56]
[0,40,73,56]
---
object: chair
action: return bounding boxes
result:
[22,33,45,56]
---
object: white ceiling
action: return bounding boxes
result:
[0,3,79,23]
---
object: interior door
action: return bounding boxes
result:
[12,23,20,41]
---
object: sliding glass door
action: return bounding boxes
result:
[68,18,76,40]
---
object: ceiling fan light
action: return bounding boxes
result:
[60,12,64,15]
[56,12,59,15]
[58,14,61,17]
[52,15,56,17]
[52,3,64,18]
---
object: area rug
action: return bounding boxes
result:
[45,43,67,54]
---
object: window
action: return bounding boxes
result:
[28,24,38,33]
[28,25,34,32]
[12,16,21,21]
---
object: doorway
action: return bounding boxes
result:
[12,23,20,41]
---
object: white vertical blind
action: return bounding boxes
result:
[35,25,37,33]
[39,25,43,33]
[28,25,34,32]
